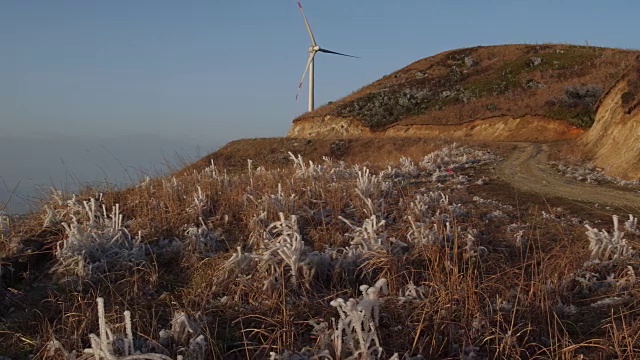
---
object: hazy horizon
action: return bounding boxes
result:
[0,133,219,214]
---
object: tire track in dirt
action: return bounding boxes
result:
[497,143,640,211]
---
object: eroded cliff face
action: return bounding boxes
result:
[580,78,640,179]
[287,115,583,142]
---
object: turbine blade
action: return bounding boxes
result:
[296,52,316,101]
[318,48,359,58]
[297,1,317,46]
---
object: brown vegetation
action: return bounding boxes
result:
[292,44,639,132]
[1,138,639,359]
[2,44,640,359]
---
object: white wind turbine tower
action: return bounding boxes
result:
[295,0,358,112]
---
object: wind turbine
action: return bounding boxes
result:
[295,0,358,112]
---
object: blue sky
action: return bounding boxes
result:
[1,1,640,212]
[3,1,639,140]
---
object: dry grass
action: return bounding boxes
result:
[0,138,639,359]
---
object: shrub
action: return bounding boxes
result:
[546,107,597,128]
[464,56,476,68]
[562,84,603,108]
[524,79,545,89]
[527,57,543,67]
[337,87,437,130]
[545,84,604,128]
[621,91,635,107]
[330,140,349,158]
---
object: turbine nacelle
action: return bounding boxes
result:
[295,0,358,112]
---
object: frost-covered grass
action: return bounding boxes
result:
[0,211,9,235]
[2,143,640,359]
[549,160,640,187]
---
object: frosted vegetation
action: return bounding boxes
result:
[0,211,10,236]
[2,144,639,359]
[549,160,640,187]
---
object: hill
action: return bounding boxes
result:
[288,44,640,179]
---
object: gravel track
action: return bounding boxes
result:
[497,143,640,212]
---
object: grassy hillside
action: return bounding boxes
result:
[2,138,640,359]
[294,44,640,130]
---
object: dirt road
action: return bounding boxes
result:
[496,143,640,211]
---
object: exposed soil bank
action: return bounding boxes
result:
[579,74,640,180]
[288,115,583,142]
